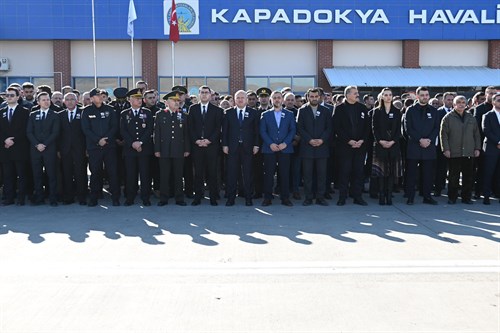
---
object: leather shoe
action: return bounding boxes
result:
[324,193,333,200]
[157,201,168,206]
[337,199,346,206]
[281,199,293,206]
[17,200,25,206]
[176,201,187,206]
[253,193,263,199]
[433,190,441,197]
[292,192,301,200]
[262,199,272,206]
[353,198,368,206]
[245,199,253,206]
[88,199,98,207]
[461,199,473,205]
[79,201,87,206]
[62,200,74,205]
[483,197,490,205]
[112,200,120,206]
[210,199,218,206]
[191,199,201,206]
[447,199,456,205]
[406,199,414,205]
[2,200,14,206]
[50,201,58,207]
[143,200,151,206]
[302,199,313,206]
[225,199,235,206]
[423,197,438,205]
[316,198,329,206]
[124,200,134,206]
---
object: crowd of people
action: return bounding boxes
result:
[0,80,498,208]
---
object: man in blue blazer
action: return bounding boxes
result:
[222,90,260,206]
[260,90,296,206]
[481,92,500,204]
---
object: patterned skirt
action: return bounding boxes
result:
[371,154,402,178]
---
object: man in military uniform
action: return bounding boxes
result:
[110,87,130,191]
[252,87,272,199]
[26,92,60,206]
[81,88,121,206]
[143,89,161,196]
[154,91,190,206]
[120,89,154,206]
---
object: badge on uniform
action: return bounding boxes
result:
[177,112,182,121]
[316,111,321,117]
[361,112,365,119]
[100,112,105,119]
[35,115,41,120]
[105,111,110,117]
[281,112,285,119]
[89,115,96,119]
[139,114,146,119]
[427,113,432,119]
[244,112,249,118]
[2,112,6,118]
[389,113,394,119]
[76,114,81,119]
[142,123,146,128]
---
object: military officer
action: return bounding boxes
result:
[154,91,190,206]
[120,88,154,206]
[253,87,272,199]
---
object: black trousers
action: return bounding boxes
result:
[159,157,184,202]
[338,149,365,200]
[482,153,500,198]
[253,152,264,196]
[406,159,434,200]
[192,145,219,200]
[226,145,253,200]
[124,154,151,201]
[302,157,327,200]
[88,147,120,201]
[447,157,474,201]
[263,152,290,200]
[2,160,28,202]
[434,146,448,192]
[60,151,88,202]
[31,149,57,202]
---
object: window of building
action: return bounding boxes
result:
[245,76,316,95]
[73,77,142,97]
[159,76,229,96]
[0,76,55,92]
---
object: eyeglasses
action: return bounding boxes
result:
[5,93,16,98]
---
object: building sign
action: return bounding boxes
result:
[1,0,498,40]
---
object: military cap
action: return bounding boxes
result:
[89,88,102,97]
[172,85,188,94]
[113,87,128,99]
[126,88,143,98]
[163,91,181,101]
[257,87,272,97]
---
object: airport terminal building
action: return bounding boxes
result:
[0,0,499,96]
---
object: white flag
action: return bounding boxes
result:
[127,0,137,38]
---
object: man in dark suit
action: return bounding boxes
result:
[81,88,121,207]
[58,92,88,205]
[297,88,332,206]
[154,91,190,206]
[26,92,60,206]
[403,86,440,205]
[333,86,370,206]
[260,90,296,206]
[120,88,154,206]
[481,93,500,204]
[188,85,223,206]
[0,87,31,205]
[222,90,260,206]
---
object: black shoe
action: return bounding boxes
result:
[386,194,393,205]
[302,199,313,206]
[17,200,25,206]
[185,193,194,199]
[292,192,301,200]
[423,197,438,205]
[210,199,218,206]
[324,193,333,200]
[406,198,414,205]
[433,190,441,197]
[225,199,235,206]
[88,199,98,207]
[461,199,473,205]
[353,198,368,206]
[473,193,481,199]
[253,193,263,199]
[124,200,134,206]
[379,195,385,205]
[79,201,87,206]
[191,199,201,206]
[176,201,187,206]
[337,199,346,206]
[143,200,151,206]
[112,200,120,206]
[2,200,14,206]
[158,201,168,206]
[31,200,45,206]
[262,199,272,206]
[447,199,456,205]
[245,199,253,206]
[50,201,58,207]
[281,199,293,206]
[62,200,74,205]
[316,198,329,206]
[483,197,491,205]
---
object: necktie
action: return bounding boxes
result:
[41,112,46,121]
[8,108,13,122]
[202,105,206,116]
[69,111,74,122]
[238,109,243,125]
[134,110,138,117]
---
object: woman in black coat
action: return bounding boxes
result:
[372,88,402,205]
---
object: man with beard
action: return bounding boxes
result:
[252,87,272,199]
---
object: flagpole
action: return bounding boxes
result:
[91,0,97,87]
[131,36,135,84]
[171,41,175,85]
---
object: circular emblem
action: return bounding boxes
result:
[167,3,196,32]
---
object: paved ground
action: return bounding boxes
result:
[0,193,499,332]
